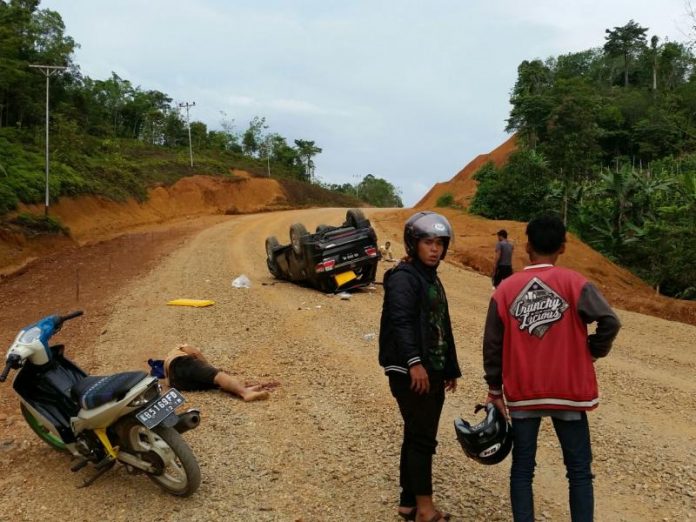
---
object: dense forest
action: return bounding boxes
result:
[470,19,696,299]
[0,0,402,216]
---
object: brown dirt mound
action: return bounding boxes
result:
[416,134,517,209]
[372,208,696,326]
[14,174,286,242]
[0,173,349,277]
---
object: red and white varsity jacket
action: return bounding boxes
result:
[483,264,621,412]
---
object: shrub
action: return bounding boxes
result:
[436,192,455,207]
[11,213,69,235]
[0,180,19,214]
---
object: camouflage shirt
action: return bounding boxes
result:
[427,280,448,371]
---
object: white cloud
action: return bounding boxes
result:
[226,95,256,107]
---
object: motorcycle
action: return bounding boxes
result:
[0,311,202,496]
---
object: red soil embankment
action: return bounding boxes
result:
[408,134,696,324]
[0,174,287,277]
[373,208,696,327]
[416,135,517,209]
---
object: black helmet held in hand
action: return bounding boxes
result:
[454,403,512,465]
[403,211,453,259]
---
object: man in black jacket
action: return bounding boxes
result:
[379,211,461,522]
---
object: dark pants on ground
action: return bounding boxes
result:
[389,372,445,508]
[493,265,513,287]
[168,356,220,391]
[510,413,594,522]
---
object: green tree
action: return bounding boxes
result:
[470,151,553,221]
[506,59,554,148]
[189,121,207,150]
[324,182,358,196]
[603,20,648,87]
[242,116,267,158]
[356,174,403,207]
[216,112,242,152]
[540,79,601,223]
[267,133,299,170]
[294,139,322,182]
[650,35,659,92]
[0,0,76,128]
[162,109,186,147]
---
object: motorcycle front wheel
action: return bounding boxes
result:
[122,423,201,497]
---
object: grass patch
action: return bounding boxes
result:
[11,213,69,236]
[0,129,349,216]
[436,192,462,209]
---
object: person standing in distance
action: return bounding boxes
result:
[492,229,514,288]
[379,211,461,522]
[482,216,621,522]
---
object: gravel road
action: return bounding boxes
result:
[0,208,694,521]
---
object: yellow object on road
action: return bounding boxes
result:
[167,299,215,307]
[334,270,357,287]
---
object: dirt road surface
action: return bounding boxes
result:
[0,208,694,521]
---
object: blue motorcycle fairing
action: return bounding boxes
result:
[19,315,61,363]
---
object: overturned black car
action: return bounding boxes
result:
[265,209,381,293]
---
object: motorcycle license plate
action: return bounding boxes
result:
[136,389,186,429]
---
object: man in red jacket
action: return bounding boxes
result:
[482,216,621,522]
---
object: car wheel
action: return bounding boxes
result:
[290,223,308,255]
[346,208,368,229]
[265,236,279,259]
[265,236,281,277]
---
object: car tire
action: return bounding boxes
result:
[346,208,368,229]
[290,223,308,255]
[265,236,279,259]
[265,236,281,277]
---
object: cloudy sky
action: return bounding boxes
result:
[43,0,691,206]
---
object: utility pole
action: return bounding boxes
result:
[30,64,67,217]
[352,174,361,198]
[178,101,195,167]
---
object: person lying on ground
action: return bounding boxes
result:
[164,344,270,402]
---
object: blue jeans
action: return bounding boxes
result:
[510,413,594,522]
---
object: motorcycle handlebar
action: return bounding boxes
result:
[0,355,19,383]
[59,311,83,324]
[0,361,11,382]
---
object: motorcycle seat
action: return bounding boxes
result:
[71,371,149,410]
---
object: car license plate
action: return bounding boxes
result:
[136,389,186,429]
[334,270,357,287]
[340,251,360,262]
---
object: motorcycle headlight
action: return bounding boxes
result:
[19,327,42,344]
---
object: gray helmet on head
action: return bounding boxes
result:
[403,211,453,259]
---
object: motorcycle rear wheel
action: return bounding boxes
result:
[123,423,200,497]
[20,403,67,452]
